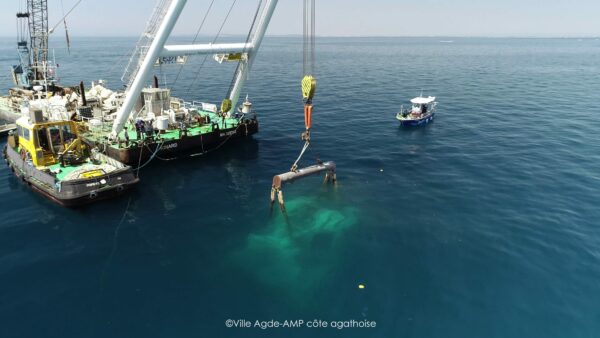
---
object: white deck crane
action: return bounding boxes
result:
[110,0,279,139]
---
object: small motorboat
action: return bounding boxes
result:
[396,96,437,126]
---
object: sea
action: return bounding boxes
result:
[0,36,599,338]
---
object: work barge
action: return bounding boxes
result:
[3,0,337,207]
[86,0,277,165]
[2,0,278,166]
[81,97,259,165]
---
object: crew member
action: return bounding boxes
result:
[135,119,144,140]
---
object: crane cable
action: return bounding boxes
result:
[172,0,216,86]
[60,0,72,54]
[49,0,83,35]
[291,0,316,172]
[185,0,238,96]
[222,0,264,113]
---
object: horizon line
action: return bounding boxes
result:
[0,34,599,39]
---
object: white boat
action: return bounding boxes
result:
[396,96,437,126]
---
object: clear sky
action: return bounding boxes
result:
[1,0,599,38]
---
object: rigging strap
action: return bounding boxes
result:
[290,140,310,172]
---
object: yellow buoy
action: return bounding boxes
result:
[358,284,365,289]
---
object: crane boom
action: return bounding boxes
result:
[225,0,279,117]
[111,0,280,138]
[27,0,49,84]
[111,0,187,138]
[14,0,51,88]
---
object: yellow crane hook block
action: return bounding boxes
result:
[270,161,336,211]
[301,75,317,101]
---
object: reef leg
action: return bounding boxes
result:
[277,189,285,212]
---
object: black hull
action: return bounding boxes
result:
[87,119,259,166]
[4,146,139,207]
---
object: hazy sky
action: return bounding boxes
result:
[0,0,599,37]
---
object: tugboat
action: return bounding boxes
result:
[396,96,437,126]
[3,109,139,207]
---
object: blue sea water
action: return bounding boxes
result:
[1,36,600,338]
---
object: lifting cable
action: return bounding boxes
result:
[224,0,264,101]
[172,0,216,86]
[49,0,83,34]
[270,0,333,212]
[291,0,316,172]
[185,0,238,96]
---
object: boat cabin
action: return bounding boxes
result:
[409,96,436,116]
[14,117,81,167]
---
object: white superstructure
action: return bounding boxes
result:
[110,0,279,138]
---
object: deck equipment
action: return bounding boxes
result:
[1,0,83,122]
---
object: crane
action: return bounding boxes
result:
[14,0,50,88]
[110,0,278,139]
[13,0,81,88]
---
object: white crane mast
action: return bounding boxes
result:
[111,0,186,138]
[228,0,278,117]
[111,0,279,138]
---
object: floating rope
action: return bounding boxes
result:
[189,122,242,157]
[135,139,165,175]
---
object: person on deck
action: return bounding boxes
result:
[135,119,144,140]
[123,126,130,146]
[145,119,154,138]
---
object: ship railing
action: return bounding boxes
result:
[185,101,216,113]
[182,101,195,109]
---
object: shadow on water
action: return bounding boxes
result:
[396,121,435,136]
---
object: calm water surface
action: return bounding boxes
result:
[0,36,599,338]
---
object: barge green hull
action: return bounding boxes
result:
[82,114,259,166]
